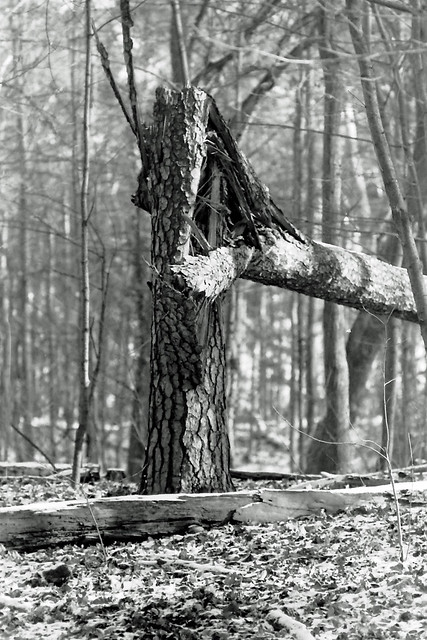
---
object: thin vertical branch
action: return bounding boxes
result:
[72,0,92,485]
[92,24,136,137]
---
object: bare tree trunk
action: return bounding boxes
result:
[292,72,306,464]
[45,231,58,460]
[304,62,317,439]
[128,209,150,479]
[412,2,427,205]
[170,0,190,86]
[0,225,11,459]
[289,295,298,470]
[60,200,76,441]
[224,283,240,462]
[346,0,427,353]
[11,16,33,460]
[377,317,400,471]
[397,324,417,466]
[306,4,351,473]
[72,0,92,485]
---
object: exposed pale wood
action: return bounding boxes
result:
[2,481,427,550]
[170,246,254,300]
[234,488,378,522]
[234,481,427,522]
[175,232,421,323]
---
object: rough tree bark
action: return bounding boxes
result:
[139,89,232,494]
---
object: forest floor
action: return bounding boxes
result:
[0,475,426,639]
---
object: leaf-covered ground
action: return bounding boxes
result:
[0,477,426,639]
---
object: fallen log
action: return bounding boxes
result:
[0,462,68,477]
[230,470,323,482]
[2,481,427,551]
[0,461,100,480]
[0,492,258,550]
[234,480,427,522]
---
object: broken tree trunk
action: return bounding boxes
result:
[133,86,426,494]
[161,90,422,323]
[175,227,421,323]
[2,481,426,551]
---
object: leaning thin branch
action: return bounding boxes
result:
[92,23,136,137]
[10,423,57,472]
[120,0,146,161]
[367,0,414,14]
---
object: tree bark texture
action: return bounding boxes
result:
[140,89,232,494]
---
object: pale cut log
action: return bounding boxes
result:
[2,482,426,550]
[174,230,420,323]
[234,481,427,522]
[234,489,379,522]
[0,462,67,477]
[231,469,322,482]
[0,492,258,550]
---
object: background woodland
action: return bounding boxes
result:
[1,0,426,478]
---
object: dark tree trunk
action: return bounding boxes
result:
[140,89,233,494]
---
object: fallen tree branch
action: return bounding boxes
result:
[174,230,420,322]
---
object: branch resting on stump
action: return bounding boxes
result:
[173,231,419,321]
[164,90,420,322]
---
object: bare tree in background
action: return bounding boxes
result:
[72,0,93,485]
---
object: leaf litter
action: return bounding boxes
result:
[0,477,426,639]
